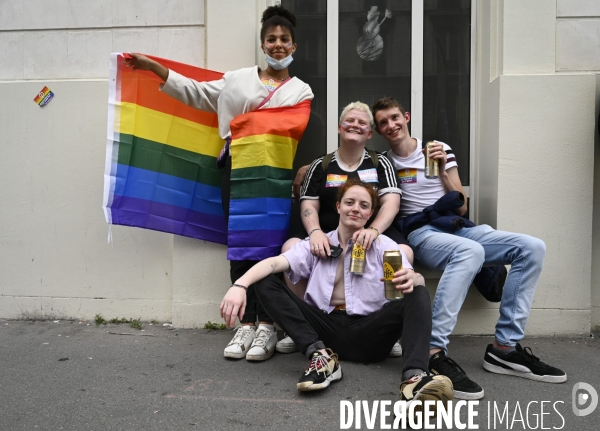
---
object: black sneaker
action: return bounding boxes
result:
[297,349,342,391]
[429,351,485,400]
[399,372,453,417]
[483,343,567,383]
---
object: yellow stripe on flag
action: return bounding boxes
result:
[230,134,298,170]
[116,102,223,158]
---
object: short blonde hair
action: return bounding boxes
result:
[339,101,374,128]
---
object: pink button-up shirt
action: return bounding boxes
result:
[283,229,412,316]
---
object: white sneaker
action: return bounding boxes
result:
[224,326,256,359]
[276,334,299,353]
[246,325,278,361]
[389,340,403,357]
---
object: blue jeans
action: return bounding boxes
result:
[407,224,546,351]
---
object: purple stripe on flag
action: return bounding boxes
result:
[110,195,227,244]
[227,228,288,248]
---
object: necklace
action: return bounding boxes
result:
[262,70,288,84]
[337,150,362,168]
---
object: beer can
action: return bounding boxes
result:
[383,250,403,300]
[350,242,365,276]
[425,141,439,179]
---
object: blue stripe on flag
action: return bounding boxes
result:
[228,197,291,231]
[113,164,224,217]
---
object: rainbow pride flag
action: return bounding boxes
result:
[103,53,226,244]
[227,99,311,260]
[103,53,310,260]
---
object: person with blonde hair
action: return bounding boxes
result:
[276,101,411,356]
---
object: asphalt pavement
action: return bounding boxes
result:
[1,320,599,431]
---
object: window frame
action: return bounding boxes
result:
[263,0,477,218]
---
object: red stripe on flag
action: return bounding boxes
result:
[118,53,222,127]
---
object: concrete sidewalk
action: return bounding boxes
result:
[1,320,598,431]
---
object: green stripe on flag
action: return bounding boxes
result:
[116,133,222,188]
[230,166,293,199]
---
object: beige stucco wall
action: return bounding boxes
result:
[473,0,597,336]
[0,0,207,322]
[0,81,174,321]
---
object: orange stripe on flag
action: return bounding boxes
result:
[118,54,223,128]
[230,100,311,141]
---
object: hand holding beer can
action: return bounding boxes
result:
[425,141,439,179]
[383,250,403,299]
[350,242,365,276]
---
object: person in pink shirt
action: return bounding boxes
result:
[220,179,452,413]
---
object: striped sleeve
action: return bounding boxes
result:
[299,156,324,200]
[441,141,458,170]
[375,152,402,196]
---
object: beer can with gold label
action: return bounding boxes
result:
[350,242,365,276]
[383,250,403,300]
[425,141,439,179]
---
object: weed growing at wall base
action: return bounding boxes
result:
[94,314,142,329]
[204,321,227,331]
[130,319,142,330]
[94,314,107,326]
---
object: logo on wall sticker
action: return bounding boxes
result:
[34,86,54,107]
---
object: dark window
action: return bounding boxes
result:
[423,0,471,185]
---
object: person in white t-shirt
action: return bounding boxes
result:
[372,96,566,401]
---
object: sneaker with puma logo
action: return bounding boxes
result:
[483,343,567,383]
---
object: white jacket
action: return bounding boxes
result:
[161,66,313,139]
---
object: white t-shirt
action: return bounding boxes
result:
[385,139,458,218]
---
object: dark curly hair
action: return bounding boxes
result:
[260,5,297,43]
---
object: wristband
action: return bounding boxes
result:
[369,226,380,237]
[232,283,248,291]
[308,228,322,237]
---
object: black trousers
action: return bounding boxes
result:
[254,275,432,374]
[221,157,272,324]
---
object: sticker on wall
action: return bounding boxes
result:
[34,86,54,107]
[357,6,392,61]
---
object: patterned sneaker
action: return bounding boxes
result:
[297,349,342,392]
[429,350,484,400]
[276,333,299,353]
[223,326,255,359]
[483,343,567,383]
[399,372,453,417]
[246,325,278,361]
[389,340,403,357]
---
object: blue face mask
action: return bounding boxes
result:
[264,50,294,70]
